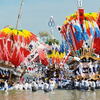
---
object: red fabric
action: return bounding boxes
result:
[16,48,24,66]
[0,39,5,59]
[0,39,4,50]
[52,57,55,64]
[93,38,100,54]
[31,32,38,42]
[38,49,45,60]
[56,58,61,64]
[86,28,91,37]
[97,13,100,29]
[78,8,84,25]
[7,40,13,59]
[7,45,30,66]
[38,49,49,66]
[0,42,3,60]
[0,30,38,67]
[0,39,9,61]
[60,25,67,40]
[0,38,31,67]
[0,32,7,38]
[3,39,9,61]
[9,46,18,66]
[20,47,30,57]
[41,58,49,66]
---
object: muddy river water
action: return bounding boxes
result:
[0,90,99,100]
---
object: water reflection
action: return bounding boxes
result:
[0,90,100,100]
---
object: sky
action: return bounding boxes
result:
[0,0,100,40]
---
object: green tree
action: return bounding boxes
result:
[38,31,59,45]
[38,32,49,37]
[46,38,59,45]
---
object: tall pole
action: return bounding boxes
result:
[48,16,55,39]
[77,0,84,26]
[16,0,24,29]
[77,0,83,8]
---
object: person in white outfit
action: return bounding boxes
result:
[84,80,89,90]
[28,83,32,90]
[4,80,8,92]
[96,80,100,89]
[14,82,19,90]
[49,79,55,91]
[19,83,23,90]
[91,81,96,91]
[24,83,29,90]
[38,80,44,90]
[74,80,79,89]
[80,79,85,90]
[32,81,38,92]
[44,82,49,92]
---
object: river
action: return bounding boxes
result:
[0,90,99,100]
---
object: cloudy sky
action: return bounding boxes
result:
[0,0,100,40]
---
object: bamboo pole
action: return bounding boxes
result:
[16,0,24,29]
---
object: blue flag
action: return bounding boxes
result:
[74,31,83,41]
[82,24,89,41]
[95,27,100,38]
[60,41,65,53]
[72,24,83,41]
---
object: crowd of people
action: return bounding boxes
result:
[0,76,100,92]
[0,60,100,92]
[57,78,100,91]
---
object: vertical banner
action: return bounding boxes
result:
[78,8,84,25]
[97,12,100,29]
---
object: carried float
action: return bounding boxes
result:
[59,1,100,80]
[0,26,38,82]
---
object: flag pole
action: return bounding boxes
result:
[16,0,24,29]
[77,0,83,9]
[48,16,55,39]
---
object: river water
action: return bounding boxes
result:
[0,90,99,100]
